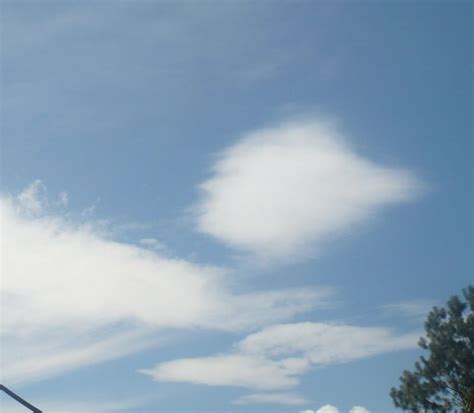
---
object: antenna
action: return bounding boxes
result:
[0,384,43,412]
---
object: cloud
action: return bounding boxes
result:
[0,185,329,383]
[234,392,309,406]
[381,300,434,321]
[316,406,340,413]
[140,354,308,390]
[349,407,370,413]
[0,394,149,413]
[58,191,69,207]
[237,322,418,364]
[141,322,418,391]
[300,406,339,413]
[300,406,370,413]
[16,179,48,214]
[139,237,167,251]
[195,117,422,262]
[2,327,157,384]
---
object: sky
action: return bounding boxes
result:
[0,1,472,413]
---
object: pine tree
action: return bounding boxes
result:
[390,285,474,413]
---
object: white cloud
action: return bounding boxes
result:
[2,327,157,384]
[16,179,48,214]
[300,406,370,413]
[316,406,340,413]
[142,322,418,391]
[349,407,370,413]
[139,237,167,251]
[237,322,418,365]
[0,394,148,413]
[234,392,309,406]
[141,354,308,390]
[58,191,69,207]
[381,300,434,320]
[0,187,329,383]
[195,117,421,262]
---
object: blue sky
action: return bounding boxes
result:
[0,1,472,413]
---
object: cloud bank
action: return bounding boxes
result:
[196,118,421,262]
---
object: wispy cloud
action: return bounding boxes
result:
[349,407,371,413]
[141,322,418,392]
[141,353,307,390]
[58,191,69,207]
[315,406,339,413]
[139,237,167,251]
[195,117,422,263]
[234,392,309,406]
[300,405,370,413]
[16,179,48,214]
[0,394,149,413]
[2,327,157,384]
[381,300,434,321]
[1,183,330,383]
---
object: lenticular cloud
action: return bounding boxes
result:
[196,118,422,262]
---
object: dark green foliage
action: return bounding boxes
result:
[390,285,474,413]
